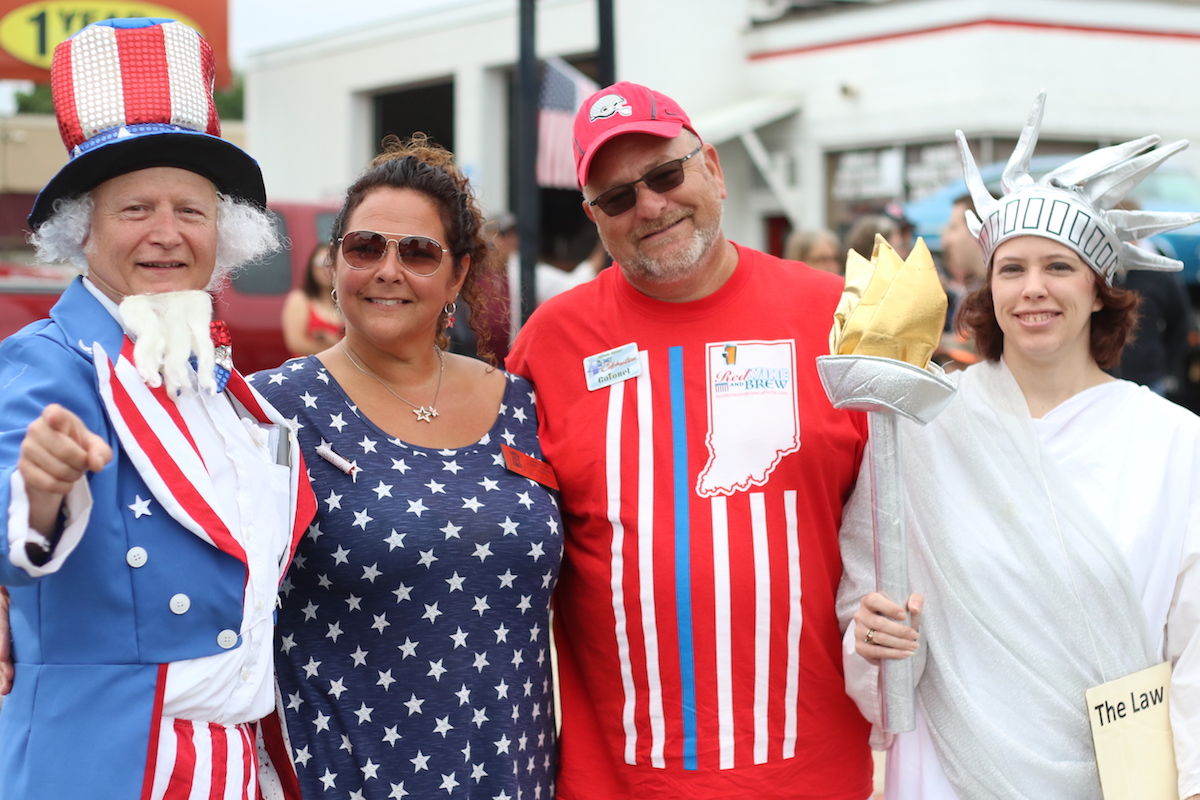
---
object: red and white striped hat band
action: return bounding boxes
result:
[52,18,220,157]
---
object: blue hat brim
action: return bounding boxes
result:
[29,129,266,229]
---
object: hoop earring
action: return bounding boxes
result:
[443,300,457,329]
[331,286,341,315]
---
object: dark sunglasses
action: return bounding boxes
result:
[337,231,449,276]
[587,144,703,216]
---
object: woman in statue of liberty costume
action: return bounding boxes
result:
[838,91,1200,800]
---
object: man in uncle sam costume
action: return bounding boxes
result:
[0,18,315,800]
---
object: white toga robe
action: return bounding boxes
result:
[838,359,1200,800]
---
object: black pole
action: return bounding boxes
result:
[597,0,615,86]
[515,0,540,326]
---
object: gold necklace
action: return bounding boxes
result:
[339,341,444,422]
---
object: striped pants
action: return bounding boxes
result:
[144,717,258,800]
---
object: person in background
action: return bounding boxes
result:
[784,227,843,274]
[1109,200,1193,395]
[490,211,521,355]
[281,243,343,356]
[883,201,916,259]
[933,193,988,367]
[491,210,521,264]
[578,237,613,277]
[536,241,604,303]
[251,134,563,800]
[1113,265,1192,394]
[508,80,872,800]
[841,93,1200,800]
[446,217,510,363]
[0,18,315,799]
[844,213,905,262]
[940,193,988,319]
[491,211,601,338]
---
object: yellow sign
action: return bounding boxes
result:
[1086,661,1178,800]
[0,2,202,69]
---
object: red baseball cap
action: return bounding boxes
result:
[572,81,698,188]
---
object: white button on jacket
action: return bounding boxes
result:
[169,593,190,614]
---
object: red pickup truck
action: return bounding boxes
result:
[0,200,340,375]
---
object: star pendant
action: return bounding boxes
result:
[413,405,438,423]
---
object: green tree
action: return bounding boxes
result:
[15,84,53,114]
[214,74,243,121]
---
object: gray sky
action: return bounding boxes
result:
[229,0,472,68]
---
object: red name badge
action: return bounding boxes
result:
[501,444,559,490]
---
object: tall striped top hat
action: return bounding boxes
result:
[29,17,266,229]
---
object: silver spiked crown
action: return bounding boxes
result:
[956,90,1200,284]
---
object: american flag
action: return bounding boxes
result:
[537,57,597,189]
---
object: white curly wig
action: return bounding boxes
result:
[30,191,281,292]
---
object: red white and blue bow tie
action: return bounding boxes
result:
[210,320,233,393]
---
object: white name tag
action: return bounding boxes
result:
[583,343,642,391]
[1085,661,1177,800]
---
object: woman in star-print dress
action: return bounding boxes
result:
[251,135,563,800]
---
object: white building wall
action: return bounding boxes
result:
[615,1,751,119]
[246,0,1200,250]
[742,0,1200,233]
[246,0,595,210]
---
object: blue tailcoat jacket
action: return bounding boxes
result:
[0,279,315,799]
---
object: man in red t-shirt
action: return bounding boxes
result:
[507,81,872,800]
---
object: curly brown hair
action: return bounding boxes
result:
[956,268,1140,369]
[329,132,501,363]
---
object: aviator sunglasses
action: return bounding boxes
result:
[587,144,703,216]
[337,231,449,276]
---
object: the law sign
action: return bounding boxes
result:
[0,0,229,86]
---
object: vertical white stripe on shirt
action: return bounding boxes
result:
[710,496,735,769]
[636,352,666,769]
[782,490,802,758]
[750,492,771,764]
[605,378,638,765]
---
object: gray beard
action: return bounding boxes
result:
[118,291,218,397]
[621,205,724,285]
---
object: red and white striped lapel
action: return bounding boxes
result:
[94,338,247,565]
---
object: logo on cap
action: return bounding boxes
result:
[589,94,632,123]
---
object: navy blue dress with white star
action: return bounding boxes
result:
[250,357,562,800]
